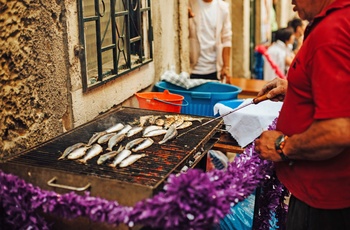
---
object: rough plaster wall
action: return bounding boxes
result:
[230,0,251,78]
[152,0,180,80]
[178,0,190,73]
[71,64,155,127]
[0,0,70,158]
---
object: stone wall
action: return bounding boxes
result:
[0,0,71,158]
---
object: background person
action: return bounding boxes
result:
[188,0,232,83]
[263,27,295,81]
[287,17,307,54]
[254,0,350,229]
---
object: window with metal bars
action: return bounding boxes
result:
[78,0,153,92]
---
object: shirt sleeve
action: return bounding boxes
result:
[220,2,232,47]
[311,43,350,119]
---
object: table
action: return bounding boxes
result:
[213,132,244,154]
[230,78,268,98]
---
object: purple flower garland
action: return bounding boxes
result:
[0,118,288,229]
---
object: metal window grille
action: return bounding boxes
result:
[78,0,153,92]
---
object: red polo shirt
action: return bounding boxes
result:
[276,0,350,209]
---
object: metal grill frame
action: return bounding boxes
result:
[0,107,222,207]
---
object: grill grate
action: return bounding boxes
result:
[3,107,222,187]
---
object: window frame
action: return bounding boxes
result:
[77,0,153,92]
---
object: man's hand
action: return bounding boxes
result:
[188,7,195,18]
[254,130,285,162]
[258,78,288,101]
[220,67,231,83]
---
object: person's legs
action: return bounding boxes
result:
[286,195,350,230]
[190,72,217,80]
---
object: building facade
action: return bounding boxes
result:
[0,0,296,157]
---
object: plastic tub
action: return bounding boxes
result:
[136,90,186,113]
[217,99,245,109]
[214,99,245,116]
[154,81,242,116]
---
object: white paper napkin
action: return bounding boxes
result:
[213,99,283,147]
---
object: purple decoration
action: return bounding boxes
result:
[0,118,288,229]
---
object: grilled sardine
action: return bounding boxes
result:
[78,144,103,164]
[132,138,154,152]
[125,138,146,150]
[159,124,178,144]
[106,133,126,151]
[58,142,86,160]
[119,154,147,168]
[126,126,143,137]
[97,145,124,165]
[87,131,107,146]
[109,149,132,167]
[105,123,124,133]
[97,133,116,144]
[67,146,91,160]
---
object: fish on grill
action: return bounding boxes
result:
[67,145,91,160]
[132,138,154,152]
[117,124,132,135]
[142,125,163,136]
[108,149,132,167]
[58,142,86,160]
[163,116,176,129]
[165,114,205,123]
[155,118,165,126]
[143,129,167,137]
[87,131,107,146]
[138,115,153,126]
[97,133,116,144]
[126,126,143,137]
[104,123,124,133]
[176,121,193,130]
[119,154,147,168]
[125,138,146,150]
[159,124,178,144]
[78,144,103,164]
[172,115,185,128]
[58,112,206,164]
[97,145,124,165]
[148,115,161,125]
[106,133,126,151]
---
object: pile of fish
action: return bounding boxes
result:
[58,114,204,168]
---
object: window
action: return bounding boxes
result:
[78,0,153,92]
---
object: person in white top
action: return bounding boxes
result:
[188,0,232,83]
[263,27,295,81]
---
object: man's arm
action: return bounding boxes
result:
[282,117,350,160]
[220,47,231,83]
[255,117,350,162]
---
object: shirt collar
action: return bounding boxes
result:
[304,0,350,40]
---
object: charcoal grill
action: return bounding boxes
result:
[0,107,223,229]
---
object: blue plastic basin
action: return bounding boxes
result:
[154,81,242,116]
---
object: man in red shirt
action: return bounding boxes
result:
[254,0,350,229]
